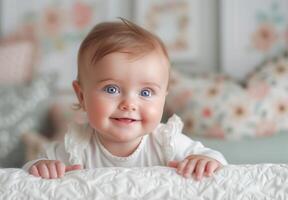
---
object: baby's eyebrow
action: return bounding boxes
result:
[141,82,161,89]
[96,78,119,84]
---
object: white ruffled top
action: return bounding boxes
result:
[23,115,227,171]
[63,114,227,168]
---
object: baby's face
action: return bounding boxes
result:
[77,51,169,145]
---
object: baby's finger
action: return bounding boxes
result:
[29,165,40,177]
[194,159,208,180]
[37,163,50,179]
[48,162,57,179]
[65,164,83,172]
[177,159,188,175]
[205,161,219,176]
[56,161,65,178]
[167,160,178,168]
[183,159,197,178]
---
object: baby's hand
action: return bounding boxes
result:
[29,160,83,179]
[168,155,222,180]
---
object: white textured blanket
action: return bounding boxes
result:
[0,164,288,199]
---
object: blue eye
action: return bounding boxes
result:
[140,89,152,97]
[104,85,120,94]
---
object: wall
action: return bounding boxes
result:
[0,0,220,90]
[97,0,221,75]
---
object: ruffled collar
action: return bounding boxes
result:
[64,114,183,165]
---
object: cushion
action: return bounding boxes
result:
[21,94,84,163]
[165,56,288,140]
[0,73,56,167]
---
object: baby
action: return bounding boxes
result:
[23,18,227,180]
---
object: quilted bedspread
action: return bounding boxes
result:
[0,164,288,199]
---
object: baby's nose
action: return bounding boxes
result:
[118,99,137,111]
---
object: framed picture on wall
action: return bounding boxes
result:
[1,0,118,91]
[135,0,200,62]
[221,0,288,80]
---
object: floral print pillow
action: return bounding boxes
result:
[165,57,288,140]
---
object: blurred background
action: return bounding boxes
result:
[0,0,288,168]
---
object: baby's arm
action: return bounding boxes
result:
[23,142,83,179]
[168,134,227,180]
[168,155,222,180]
[29,160,82,179]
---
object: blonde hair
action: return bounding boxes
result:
[76,18,169,84]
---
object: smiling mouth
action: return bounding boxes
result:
[111,118,139,124]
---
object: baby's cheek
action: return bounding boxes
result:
[86,102,111,127]
[141,106,163,131]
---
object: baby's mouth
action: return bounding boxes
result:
[111,117,139,124]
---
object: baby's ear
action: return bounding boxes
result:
[72,80,86,111]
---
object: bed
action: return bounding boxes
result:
[1,164,288,199]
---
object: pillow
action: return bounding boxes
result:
[20,94,84,163]
[0,73,56,167]
[247,56,288,133]
[165,56,288,140]
[21,132,49,163]
[248,57,288,90]
[38,94,84,141]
